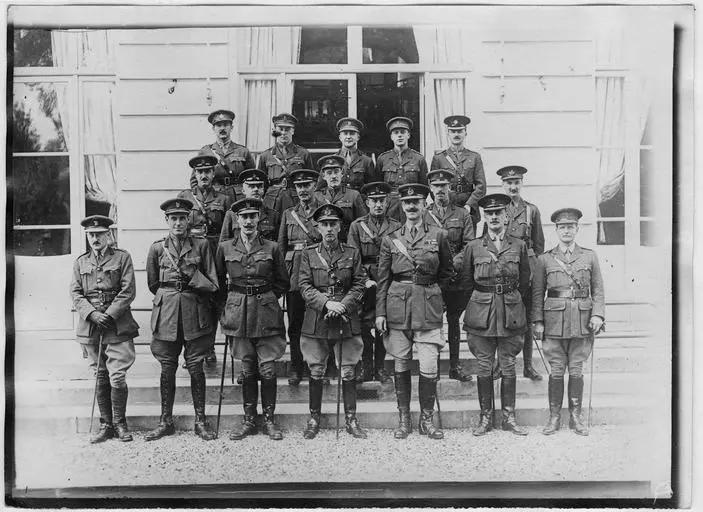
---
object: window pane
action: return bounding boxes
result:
[292,80,348,149]
[362,27,419,64]
[12,82,68,152]
[640,148,654,217]
[13,29,53,67]
[640,220,656,247]
[357,73,421,158]
[597,221,624,245]
[14,228,71,256]
[13,156,71,226]
[85,155,117,219]
[299,27,347,64]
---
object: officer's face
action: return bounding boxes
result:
[367,196,387,217]
[295,181,314,202]
[323,167,343,188]
[447,127,466,145]
[213,121,232,141]
[86,231,110,252]
[318,220,341,243]
[390,128,410,148]
[555,222,579,244]
[503,178,523,199]
[237,212,260,236]
[275,125,294,145]
[485,208,508,233]
[166,214,189,237]
[339,130,359,149]
[430,182,450,204]
[401,198,425,221]
[195,167,214,188]
[242,181,265,199]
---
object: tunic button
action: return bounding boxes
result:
[97,278,103,283]
[97,267,102,271]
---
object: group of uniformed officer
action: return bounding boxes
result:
[70,108,605,444]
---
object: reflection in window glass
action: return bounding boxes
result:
[85,155,118,218]
[299,27,347,64]
[292,80,348,149]
[13,29,54,67]
[597,221,625,246]
[13,156,71,226]
[362,27,418,64]
[639,149,654,218]
[14,228,71,256]
[12,82,68,152]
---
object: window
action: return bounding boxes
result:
[292,79,349,150]
[362,27,419,64]
[13,29,54,67]
[299,27,347,64]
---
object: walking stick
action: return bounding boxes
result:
[533,337,550,375]
[491,363,498,428]
[588,334,595,429]
[89,331,105,435]
[216,337,229,438]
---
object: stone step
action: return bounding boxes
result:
[15,394,654,435]
[15,372,656,407]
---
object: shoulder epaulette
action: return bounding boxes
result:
[409,148,423,156]
[434,149,446,155]
[378,149,393,158]
[306,243,320,250]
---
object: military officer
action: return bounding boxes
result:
[459,193,531,437]
[498,165,546,381]
[314,154,368,242]
[532,208,605,436]
[376,184,455,440]
[70,215,139,443]
[215,198,290,440]
[298,204,368,439]
[430,115,486,229]
[375,117,428,222]
[347,182,401,383]
[144,198,220,442]
[315,117,378,192]
[257,113,315,213]
[220,168,281,243]
[424,169,475,382]
[278,169,323,385]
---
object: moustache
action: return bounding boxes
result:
[271,130,283,137]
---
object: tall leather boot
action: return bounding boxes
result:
[418,375,444,439]
[472,376,494,436]
[288,331,304,386]
[343,379,367,438]
[523,333,542,380]
[260,377,283,440]
[230,374,259,440]
[393,370,412,439]
[145,372,176,441]
[191,373,216,441]
[501,376,528,436]
[542,376,564,435]
[90,367,114,443]
[447,318,472,382]
[358,324,375,383]
[374,332,392,383]
[568,375,589,436]
[111,385,133,442]
[303,378,324,439]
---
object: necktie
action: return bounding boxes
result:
[411,226,418,239]
[345,151,352,166]
[493,236,501,252]
[243,236,252,253]
[436,206,445,219]
[173,237,182,255]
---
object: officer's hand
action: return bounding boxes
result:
[375,316,387,334]
[464,204,473,214]
[326,301,346,315]
[89,311,115,330]
[589,316,604,334]
[533,321,544,341]
[365,279,377,289]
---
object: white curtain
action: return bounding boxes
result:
[50,31,76,152]
[244,80,277,152]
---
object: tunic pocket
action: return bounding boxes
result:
[578,297,593,336]
[196,294,212,330]
[543,298,566,337]
[503,292,526,330]
[467,291,493,330]
[424,286,445,324]
[150,293,163,333]
[386,287,407,322]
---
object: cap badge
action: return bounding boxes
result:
[407,187,414,195]
[508,169,516,176]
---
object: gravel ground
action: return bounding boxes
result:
[12,425,663,490]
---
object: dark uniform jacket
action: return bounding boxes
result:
[375,148,428,192]
[146,235,219,341]
[423,203,474,262]
[531,244,605,339]
[313,186,368,242]
[177,187,228,254]
[298,242,366,340]
[215,234,289,338]
[376,222,454,331]
[70,247,140,343]
[316,148,377,192]
[257,143,315,212]
[505,197,545,259]
[430,147,486,212]
[219,205,281,243]
[459,232,531,337]
[347,214,401,282]
[192,141,255,202]
[278,199,323,291]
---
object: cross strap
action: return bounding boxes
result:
[161,240,180,271]
[427,211,443,228]
[359,221,375,239]
[549,252,583,289]
[391,236,415,267]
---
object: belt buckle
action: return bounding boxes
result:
[569,286,575,299]
[495,283,504,294]
[176,281,184,292]
[327,286,335,296]
[246,285,255,296]
[456,185,463,193]
[224,177,231,186]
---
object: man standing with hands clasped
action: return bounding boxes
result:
[532,208,605,436]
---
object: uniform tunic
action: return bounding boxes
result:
[219,205,281,243]
[257,143,315,212]
[177,187,228,254]
[430,147,486,213]
[313,186,368,242]
[316,148,377,192]
[375,148,429,221]
[146,236,219,342]
[505,197,545,259]
[70,247,140,344]
[376,223,454,331]
[278,199,323,291]
[191,141,255,202]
